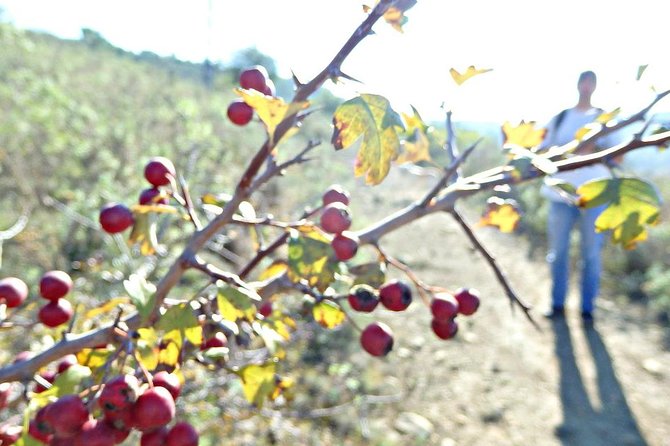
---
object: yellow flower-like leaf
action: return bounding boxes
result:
[502,121,546,149]
[574,123,601,141]
[237,362,277,407]
[449,66,492,86]
[217,285,258,322]
[313,300,346,329]
[477,197,521,233]
[332,94,404,185]
[578,177,661,249]
[596,108,621,124]
[236,88,309,142]
[397,107,432,164]
[258,260,288,281]
[287,228,340,292]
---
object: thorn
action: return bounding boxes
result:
[329,68,363,84]
[291,71,304,89]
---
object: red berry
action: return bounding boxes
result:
[379,280,412,312]
[331,232,359,261]
[73,419,116,446]
[201,332,227,350]
[258,301,273,318]
[167,422,199,446]
[99,203,134,234]
[152,371,181,401]
[56,354,78,374]
[102,406,134,431]
[144,157,176,187]
[98,375,140,412]
[0,382,11,409]
[39,270,72,301]
[322,184,350,206]
[261,78,276,96]
[0,277,28,308]
[0,425,21,445]
[320,202,352,234]
[28,418,53,444]
[140,426,168,446]
[360,322,394,357]
[132,386,176,432]
[431,318,459,340]
[139,187,168,205]
[454,288,480,316]
[43,395,89,439]
[347,284,379,312]
[239,65,269,92]
[430,293,459,320]
[227,100,254,126]
[38,299,73,327]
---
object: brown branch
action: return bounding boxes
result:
[449,208,539,330]
[249,139,322,193]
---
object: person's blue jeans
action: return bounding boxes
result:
[546,201,606,313]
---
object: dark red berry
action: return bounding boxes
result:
[0,277,28,308]
[320,202,352,234]
[430,293,459,320]
[167,422,199,446]
[454,288,480,316]
[38,300,73,327]
[331,232,359,261]
[379,280,412,312]
[347,284,379,312]
[322,184,350,206]
[139,187,168,205]
[431,318,459,340]
[239,65,269,92]
[227,100,254,126]
[360,322,394,357]
[132,386,176,432]
[152,371,181,401]
[39,270,72,301]
[99,203,134,234]
[144,157,176,187]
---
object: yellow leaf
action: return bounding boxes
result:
[477,197,521,233]
[258,260,288,281]
[236,88,309,142]
[157,338,181,367]
[238,362,277,407]
[217,285,258,322]
[449,66,492,86]
[128,212,160,256]
[85,297,130,319]
[136,327,160,371]
[313,300,346,329]
[287,228,340,292]
[76,348,113,371]
[574,123,601,141]
[502,121,546,149]
[596,108,620,124]
[332,94,404,185]
[397,129,431,164]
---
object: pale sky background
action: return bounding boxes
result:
[1,0,669,124]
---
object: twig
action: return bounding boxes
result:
[373,244,431,307]
[419,139,480,208]
[249,140,322,193]
[178,174,203,230]
[448,208,539,330]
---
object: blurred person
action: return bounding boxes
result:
[540,70,619,323]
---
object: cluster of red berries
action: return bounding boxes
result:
[0,271,76,328]
[226,65,275,126]
[28,371,198,446]
[429,288,480,340]
[349,281,481,357]
[348,279,412,357]
[319,185,359,261]
[99,156,175,234]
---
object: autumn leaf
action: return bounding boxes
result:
[287,228,340,292]
[596,108,621,124]
[217,285,258,322]
[577,177,661,249]
[313,300,346,329]
[397,106,432,164]
[130,203,178,215]
[128,212,161,256]
[258,260,288,281]
[502,121,546,149]
[157,303,202,347]
[237,362,277,407]
[85,297,130,319]
[76,348,113,372]
[349,261,387,288]
[574,123,601,141]
[477,197,522,233]
[449,66,492,86]
[331,94,404,185]
[236,88,308,142]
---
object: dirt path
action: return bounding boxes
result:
[345,168,670,446]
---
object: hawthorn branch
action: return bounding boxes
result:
[449,209,538,329]
[249,139,322,193]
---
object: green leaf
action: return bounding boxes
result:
[349,262,387,288]
[577,177,661,249]
[157,303,203,347]
[31,364,92,404]
[237,362,277,407]
[123,274,156,322]
[217,285,258,322]
[313,300,346,329]
[287,229,340,292]
[331,94,404,185]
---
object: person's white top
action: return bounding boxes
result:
[540,107,615,203]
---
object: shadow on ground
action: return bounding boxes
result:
[551,318,648,446]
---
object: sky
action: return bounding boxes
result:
[1,0,669,124]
